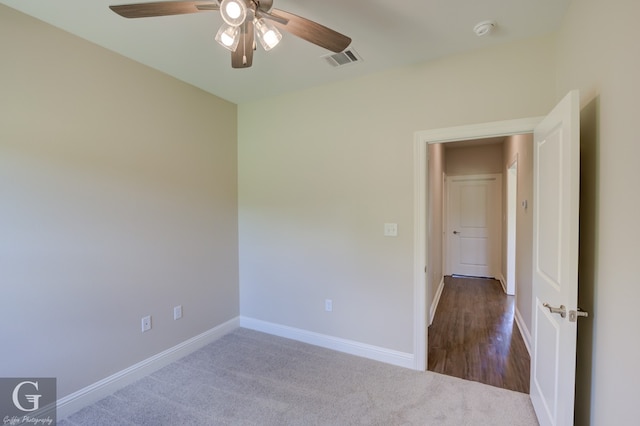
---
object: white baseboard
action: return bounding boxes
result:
[57,317,239,419]
[429,277,445,325]
[239,317,415,369]
[498,273,507,293]
[514,307,532,356]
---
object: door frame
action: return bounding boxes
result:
[412,117,543,371]
[506,156,519,295]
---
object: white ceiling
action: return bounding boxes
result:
[1,0,570,104]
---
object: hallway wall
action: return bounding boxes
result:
[502,134,534,347]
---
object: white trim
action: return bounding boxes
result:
[429,276,445,325]
[57,317,239,419]
[515,306,532,356]
[498,272,507,293]
[240,317,415,369]
[415,117,544,144]
[441,172,448,277]
[505,156,519,296]
[413,133,428,370]
[413,117,543,373]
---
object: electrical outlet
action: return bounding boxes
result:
[325,299,333,312]
[174,305,182,320]
[141,315,152,332]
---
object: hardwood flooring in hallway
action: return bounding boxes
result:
[428,275,530,393]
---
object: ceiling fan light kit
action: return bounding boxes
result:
[109,0,352,68]
[254,18,282,51]
[220,0,246,26]
[215,24,240,51]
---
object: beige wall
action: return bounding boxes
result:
[502,134,534,342]
[427,144,445,314]
[238,35,556,353]
[8,0,638,422]
[0,6,239,398]
[556,0,640,424]
[445,143,504,176]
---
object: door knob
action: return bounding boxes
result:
[453,231,460,235]
[569,308,589,322]
[543,303,566,318]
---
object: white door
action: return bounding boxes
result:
[530,90,581,426]
[447,174,501,278]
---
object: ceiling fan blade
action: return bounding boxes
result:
[254,9,288,26]
[269,9,351,53]
[109,1,218,19]
[232,20,254,69]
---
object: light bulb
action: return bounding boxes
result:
[221,32,235,47]
[255,18,282,51]
[220,0,246,27]
[263,29,279,47]
[225,2,241,19]
[215,24,240,52]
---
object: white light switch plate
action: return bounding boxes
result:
[384,223,398,237]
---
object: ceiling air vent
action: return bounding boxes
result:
[323,48,362,67]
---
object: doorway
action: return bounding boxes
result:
[428,137,527,393]
[415,92,581,423]
[412,117,541,371]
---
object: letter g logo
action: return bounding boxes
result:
[12,381,41,412]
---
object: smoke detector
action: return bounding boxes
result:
[473,20,496,37]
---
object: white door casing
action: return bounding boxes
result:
[446,174,501,278]
[506,159,518,295]
[529,90,580,426]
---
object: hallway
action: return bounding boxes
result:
[428,275,530,393]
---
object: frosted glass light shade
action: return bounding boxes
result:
[220,0,246,27]
[215,24,240,52]
[255,18,282,51]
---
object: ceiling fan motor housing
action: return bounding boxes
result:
[243,0,273,12]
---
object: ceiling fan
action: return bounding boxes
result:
[109,0,352,68]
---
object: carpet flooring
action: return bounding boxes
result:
[60,328,539,425]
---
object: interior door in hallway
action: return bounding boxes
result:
[446,174,501,278]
